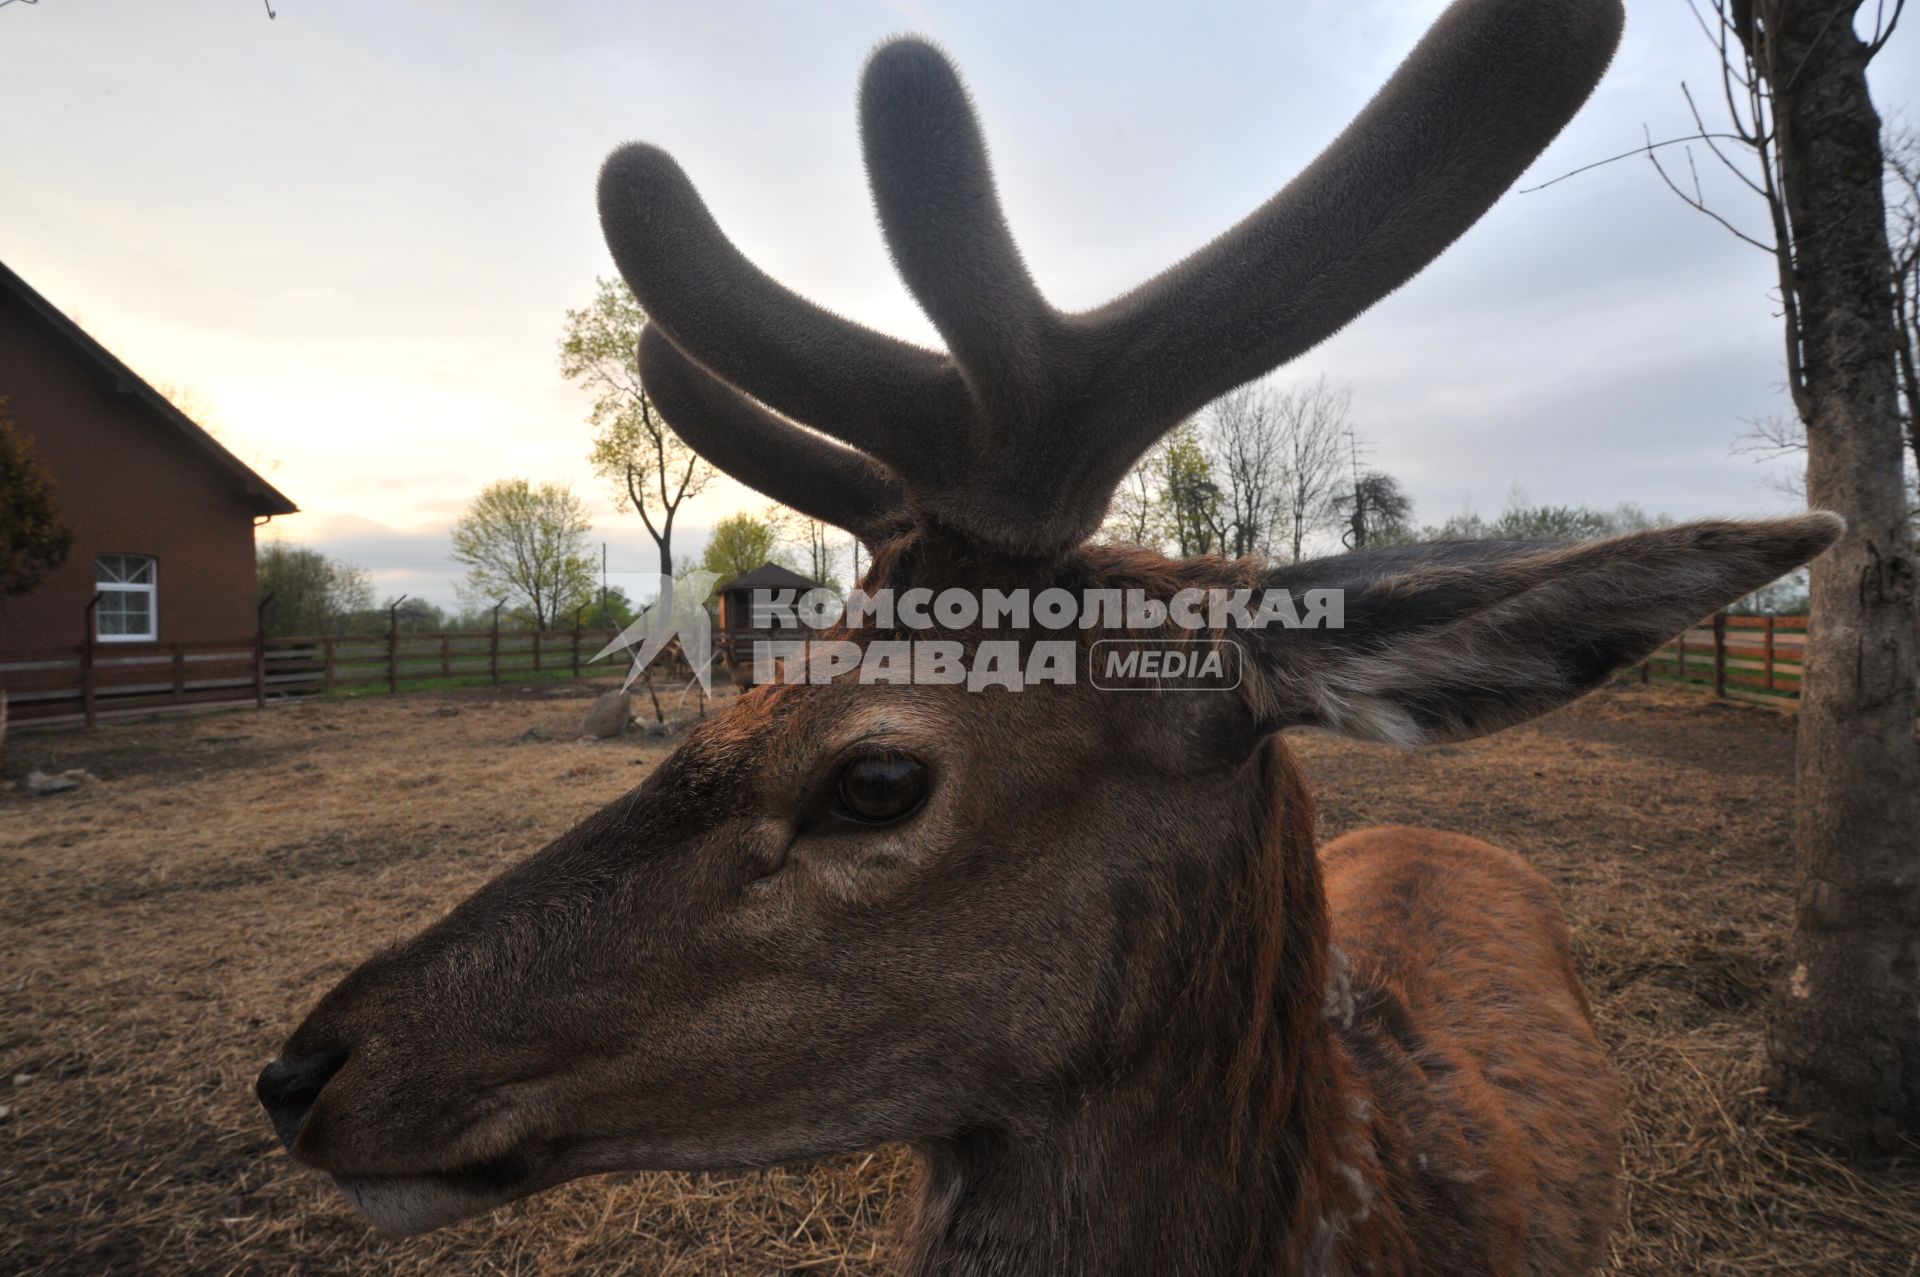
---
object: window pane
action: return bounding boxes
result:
[97,587,152,638]
[95,555,156,585]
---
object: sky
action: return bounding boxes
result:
[3,0,1914,608]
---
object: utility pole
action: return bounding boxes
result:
[1342,427,1370,551]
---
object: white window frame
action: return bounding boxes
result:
[95,554,159,643]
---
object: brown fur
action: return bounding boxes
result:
[256,522,1841,1273]
[254,4,1842,1266]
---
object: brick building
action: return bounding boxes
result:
[0,260,296,659]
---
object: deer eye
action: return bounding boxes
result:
[834,753,928,825]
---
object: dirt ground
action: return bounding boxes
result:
[3,679,1916,1275]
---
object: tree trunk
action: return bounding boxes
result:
[1762,4,1920,1151]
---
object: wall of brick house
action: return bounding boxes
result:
[0,296,269,656]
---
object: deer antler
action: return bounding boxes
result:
[600,0,1625,557]
[636,327,912,545]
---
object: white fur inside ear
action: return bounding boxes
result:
[1306,679,1426,748]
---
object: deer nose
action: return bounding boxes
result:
[255,1046,349,1153]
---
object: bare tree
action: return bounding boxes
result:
[1648,0,1919,1149]
[1891,128,1920,480]
[770,507,844,590]
[1103,436,1171,549]
[1205,384,1288,557]
[1274,377,1352,563]
[1733,411,1809,490]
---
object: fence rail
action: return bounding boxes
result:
[1,624,688,727]
[2,610,1821,728]
[1640,613,1808,707]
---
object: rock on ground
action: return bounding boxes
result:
[578,690,632,739]
[23,769,94,797]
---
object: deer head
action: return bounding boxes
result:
[258,0,1838,1265]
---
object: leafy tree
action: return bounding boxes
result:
[561,278,714,579]
[450,480,596,629]
[1159,422,1223,557]
[389,597,450,633]
[1422,491,1672,544]
[1334,471,1415,549]
[0,400,72,600]
[700,512,792,587]
[256,543,373,637]
[1491,504,1617,541]
[583,585,637,631]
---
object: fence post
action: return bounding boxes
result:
[254,593,273,709]
[387,595,408,695]
[1675,628,1687,686]
[533,629,542,673]
[1711,613,1726,698]
[441,634,451,678]
[171,642,186,703]
[1763,614,1776,691]
[490,600,506,687]
[571,605,586,679]
[82,592,102,728]
[1639,659,1649,685]
[322,637,336,691]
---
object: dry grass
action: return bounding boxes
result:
[2,679,1916,1274]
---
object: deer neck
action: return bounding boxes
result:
[906,740,1397,1277]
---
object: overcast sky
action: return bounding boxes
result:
[4,1,1913,607]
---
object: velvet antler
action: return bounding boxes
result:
[636,327,911,546]
[600,0,1625,557]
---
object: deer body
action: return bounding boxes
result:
[901,774,1619,1277]
[258,3,1836,1272]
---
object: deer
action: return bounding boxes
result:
[255,1,1841,1272]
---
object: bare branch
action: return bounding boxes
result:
[1643,127,1778,252]
[1682,81,1769,197]
[1518,130,1768,194]
[1867,0,1905,56]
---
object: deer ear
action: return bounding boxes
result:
[1246,515,1841,746]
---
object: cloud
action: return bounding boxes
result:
[4,0,1913,559]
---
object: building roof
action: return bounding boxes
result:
[0,259,298,517]
[720,562,821,594]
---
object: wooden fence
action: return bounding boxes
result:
[1,610,1819,728]
[1,624,694,728]
[1640,613,1808,708]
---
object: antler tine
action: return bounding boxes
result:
[637,325,911,549]
[859,39,1054,412]
[1075,0,1624,437]
[598,0,1625,561]
[598,144,971,478]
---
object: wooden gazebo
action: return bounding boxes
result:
[715,563,821,686]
